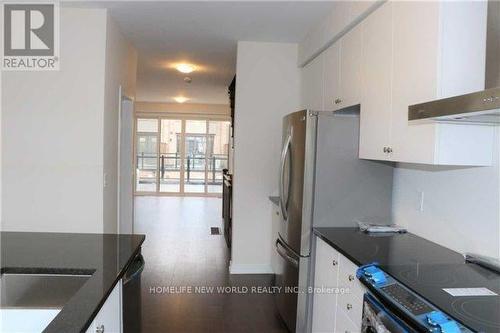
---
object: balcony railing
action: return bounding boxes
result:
[136,153,228,184]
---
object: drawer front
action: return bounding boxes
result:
[338,254,366,300]
[334,308,361,333]
[337,292,363,328]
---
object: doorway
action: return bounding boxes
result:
[135,117,230,197]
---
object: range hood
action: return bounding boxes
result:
[408,87,500,124]
[409,1,500,125]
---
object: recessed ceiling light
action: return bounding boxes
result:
[174,96,189,103]
[175,63,195,74]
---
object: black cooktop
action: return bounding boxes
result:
[380,262,500,333]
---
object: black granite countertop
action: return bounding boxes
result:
[269,196,280,206]
[313,227,464,266]
[0,232,145,333]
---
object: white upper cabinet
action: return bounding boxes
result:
[339,24,363,109]
[387,0,494,166]
[300,0,496,166]
[307,25,362,112]
[357,0,494,165]
[322,42,341,111]
[359,2,393,161]
[300,54,324,111]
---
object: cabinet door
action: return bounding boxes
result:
[93,281,122,333]
[311,237,340,333]
[335,309,360,333]
[390,1,440,164]
[359,2,393,160]
[300,54,324,111]
[339,23,362,109]
[322,42,341,111]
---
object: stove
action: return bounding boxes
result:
[358,263,500,333]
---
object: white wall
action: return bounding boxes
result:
[231,41,301,274]
[135,102,230,116]
[2,8,107,233]
[1,8,137,233]
[393,128,500,258]
[102,15,138,233]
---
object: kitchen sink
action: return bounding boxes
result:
[0,273,91,332]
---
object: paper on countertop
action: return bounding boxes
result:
[356,217,407,233]
[443,288,498,297]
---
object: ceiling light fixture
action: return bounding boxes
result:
[175,63,196,74]
[174,96,189,103]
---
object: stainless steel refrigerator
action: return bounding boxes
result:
[274,108,393,333]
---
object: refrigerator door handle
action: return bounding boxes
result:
[279,132,292,220]
[276,237,299,268]
[278,233,306,258]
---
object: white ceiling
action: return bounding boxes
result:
[68,1,336,104]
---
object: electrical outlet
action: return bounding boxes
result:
[103,173,108,188]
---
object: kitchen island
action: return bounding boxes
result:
[0,232,145,333]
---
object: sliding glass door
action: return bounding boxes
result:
[136,119,158,192]
[135,117,230,196]
[184,120,208,193]
[207,121,230,193]
[159,119,182,193]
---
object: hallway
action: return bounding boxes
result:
[134,196,288,333]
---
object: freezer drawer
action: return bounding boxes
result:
[274,237,300,332]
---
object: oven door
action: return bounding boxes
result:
[362,293,417,333]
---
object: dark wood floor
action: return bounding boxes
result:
[134,196,289,333]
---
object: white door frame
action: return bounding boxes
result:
[117,86,135,234]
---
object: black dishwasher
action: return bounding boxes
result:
[122,252,145,333]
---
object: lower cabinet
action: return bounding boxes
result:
[311,237,366,332]
[86,280,123,333]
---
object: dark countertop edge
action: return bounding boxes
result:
[269,196,280,206]
[80,234,145,333]
[313,228,364,266]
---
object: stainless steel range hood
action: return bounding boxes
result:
[409,1,500,125]
[408,87,500,124]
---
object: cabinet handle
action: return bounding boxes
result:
[332,259,338,266]
[383,146,388,153]
[346,303,353,310]
[96,325,105,333]
[334,98,342,105]
[348,274,355,281]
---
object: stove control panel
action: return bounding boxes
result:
[357,264,474,333]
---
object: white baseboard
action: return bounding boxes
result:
[229,262,274,275]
